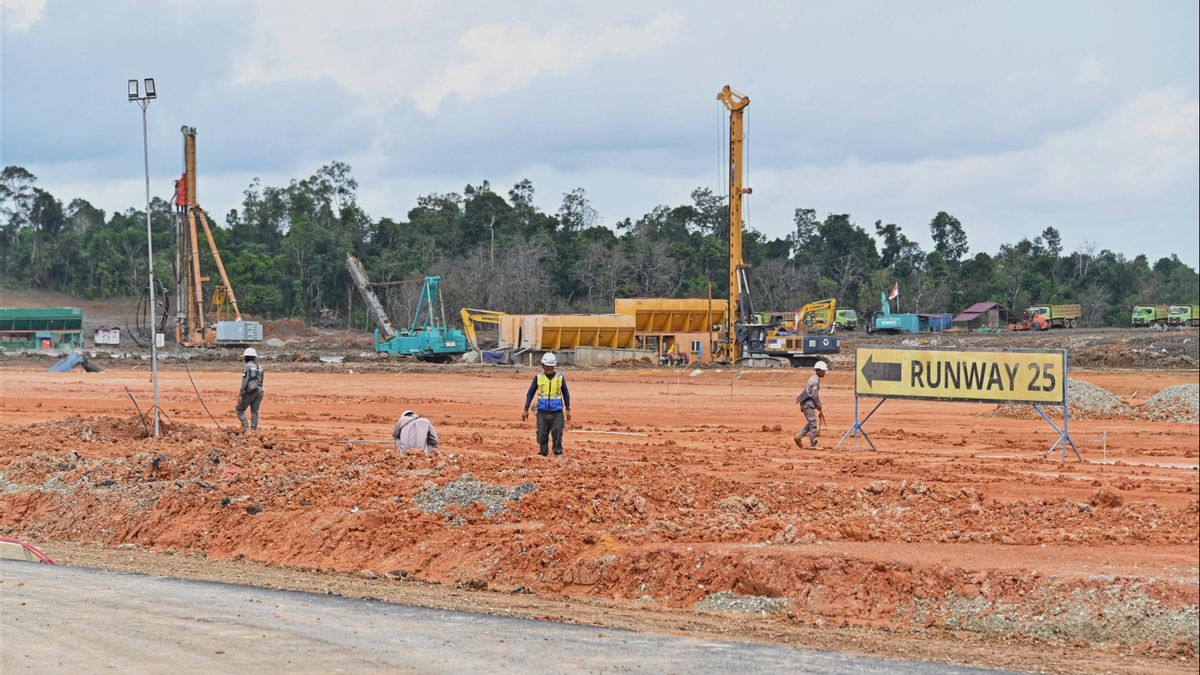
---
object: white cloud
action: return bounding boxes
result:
[232,3,682,116]
[2,0,46,32]
[231,0,440,112]
[1074,55,1107,84]
[413,13,684,114]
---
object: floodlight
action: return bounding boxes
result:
[144,78,156,99]
[128,79,139,100]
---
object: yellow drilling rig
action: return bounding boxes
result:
[173,126,262,347]
[715,85,839,368]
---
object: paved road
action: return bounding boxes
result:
[1,562,1012,674]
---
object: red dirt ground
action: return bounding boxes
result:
[2,363,1197,671]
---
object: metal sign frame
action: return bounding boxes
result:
[837,345,1082,463]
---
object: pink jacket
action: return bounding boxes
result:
[392,415,440,453]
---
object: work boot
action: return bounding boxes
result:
[811,438,820,449]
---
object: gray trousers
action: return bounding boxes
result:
[799,403,819,445]
[536,410,565,455]
[237,389,263,430]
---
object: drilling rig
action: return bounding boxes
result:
[715,85,780,367]
[715,85,838,368]
[173,126,262,347]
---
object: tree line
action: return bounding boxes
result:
[2,163,1197,329]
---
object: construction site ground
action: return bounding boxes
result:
[1,341,1198,673]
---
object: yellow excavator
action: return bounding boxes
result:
[460,308,506,354]
[795,298,837,333]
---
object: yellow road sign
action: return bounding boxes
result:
[855,346,1066,404]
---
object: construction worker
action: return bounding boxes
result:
[392,410,440,455]
[521,352,572,456]
[794,361,828,448]
[236,347,264,431]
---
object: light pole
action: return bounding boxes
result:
[129,78,160,437]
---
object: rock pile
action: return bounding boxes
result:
[412,472,536,517]
[1141,384,1200,423]
[993,380,1132,420]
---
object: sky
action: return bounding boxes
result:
[3,0,1198,265]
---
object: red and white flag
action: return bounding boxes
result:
[888,282,899,300]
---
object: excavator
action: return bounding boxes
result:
[460,308,507,354]
[715,85,839,367]
[760,298,840,367]
[173,126,262,347]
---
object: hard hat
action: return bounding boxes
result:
[243,347,258,358]
[401,410,417,418]
[541,352,557,367]
[814,360,829,371]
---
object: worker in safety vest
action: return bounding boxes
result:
[521,352,572,456]
[794,361,828,448]
[236,347,265,431]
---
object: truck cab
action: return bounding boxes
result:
[834,309,858,331]
[1132,305,1156,327]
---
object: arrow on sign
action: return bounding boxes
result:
[862,355,902,386]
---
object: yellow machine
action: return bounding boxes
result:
[716,85,780,367]
[796,298,837,333]
[460,308,507,353]
[174,126,261,347]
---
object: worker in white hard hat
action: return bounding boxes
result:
[794,360,829,448]
[521,352,572,456]
[236,347,265,431]
[392,410,440,455]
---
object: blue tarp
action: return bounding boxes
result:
[48,353,103,372]
[482,349,509,364]
[48,353,84,372]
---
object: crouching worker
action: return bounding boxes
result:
[794,360,828,448]
[236,347,264,432]
[393,410,440,455]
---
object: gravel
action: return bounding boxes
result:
[993,380,1200,423]
[1141,384,1200,423]
[412,472,537,517]
[993,379,1132,421]
[694,591,788,615]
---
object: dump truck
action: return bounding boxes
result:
[1168,305,1200,327]
[834,309,858,331]
[1027,304,1081,329]
[1131,305,1169,327]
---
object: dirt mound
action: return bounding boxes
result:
[260,318,316,339]
[18,414,218,443]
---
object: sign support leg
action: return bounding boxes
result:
[1032,404,1082,464]
[836,397,884,451]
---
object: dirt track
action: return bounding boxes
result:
[1,362,1197,672]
